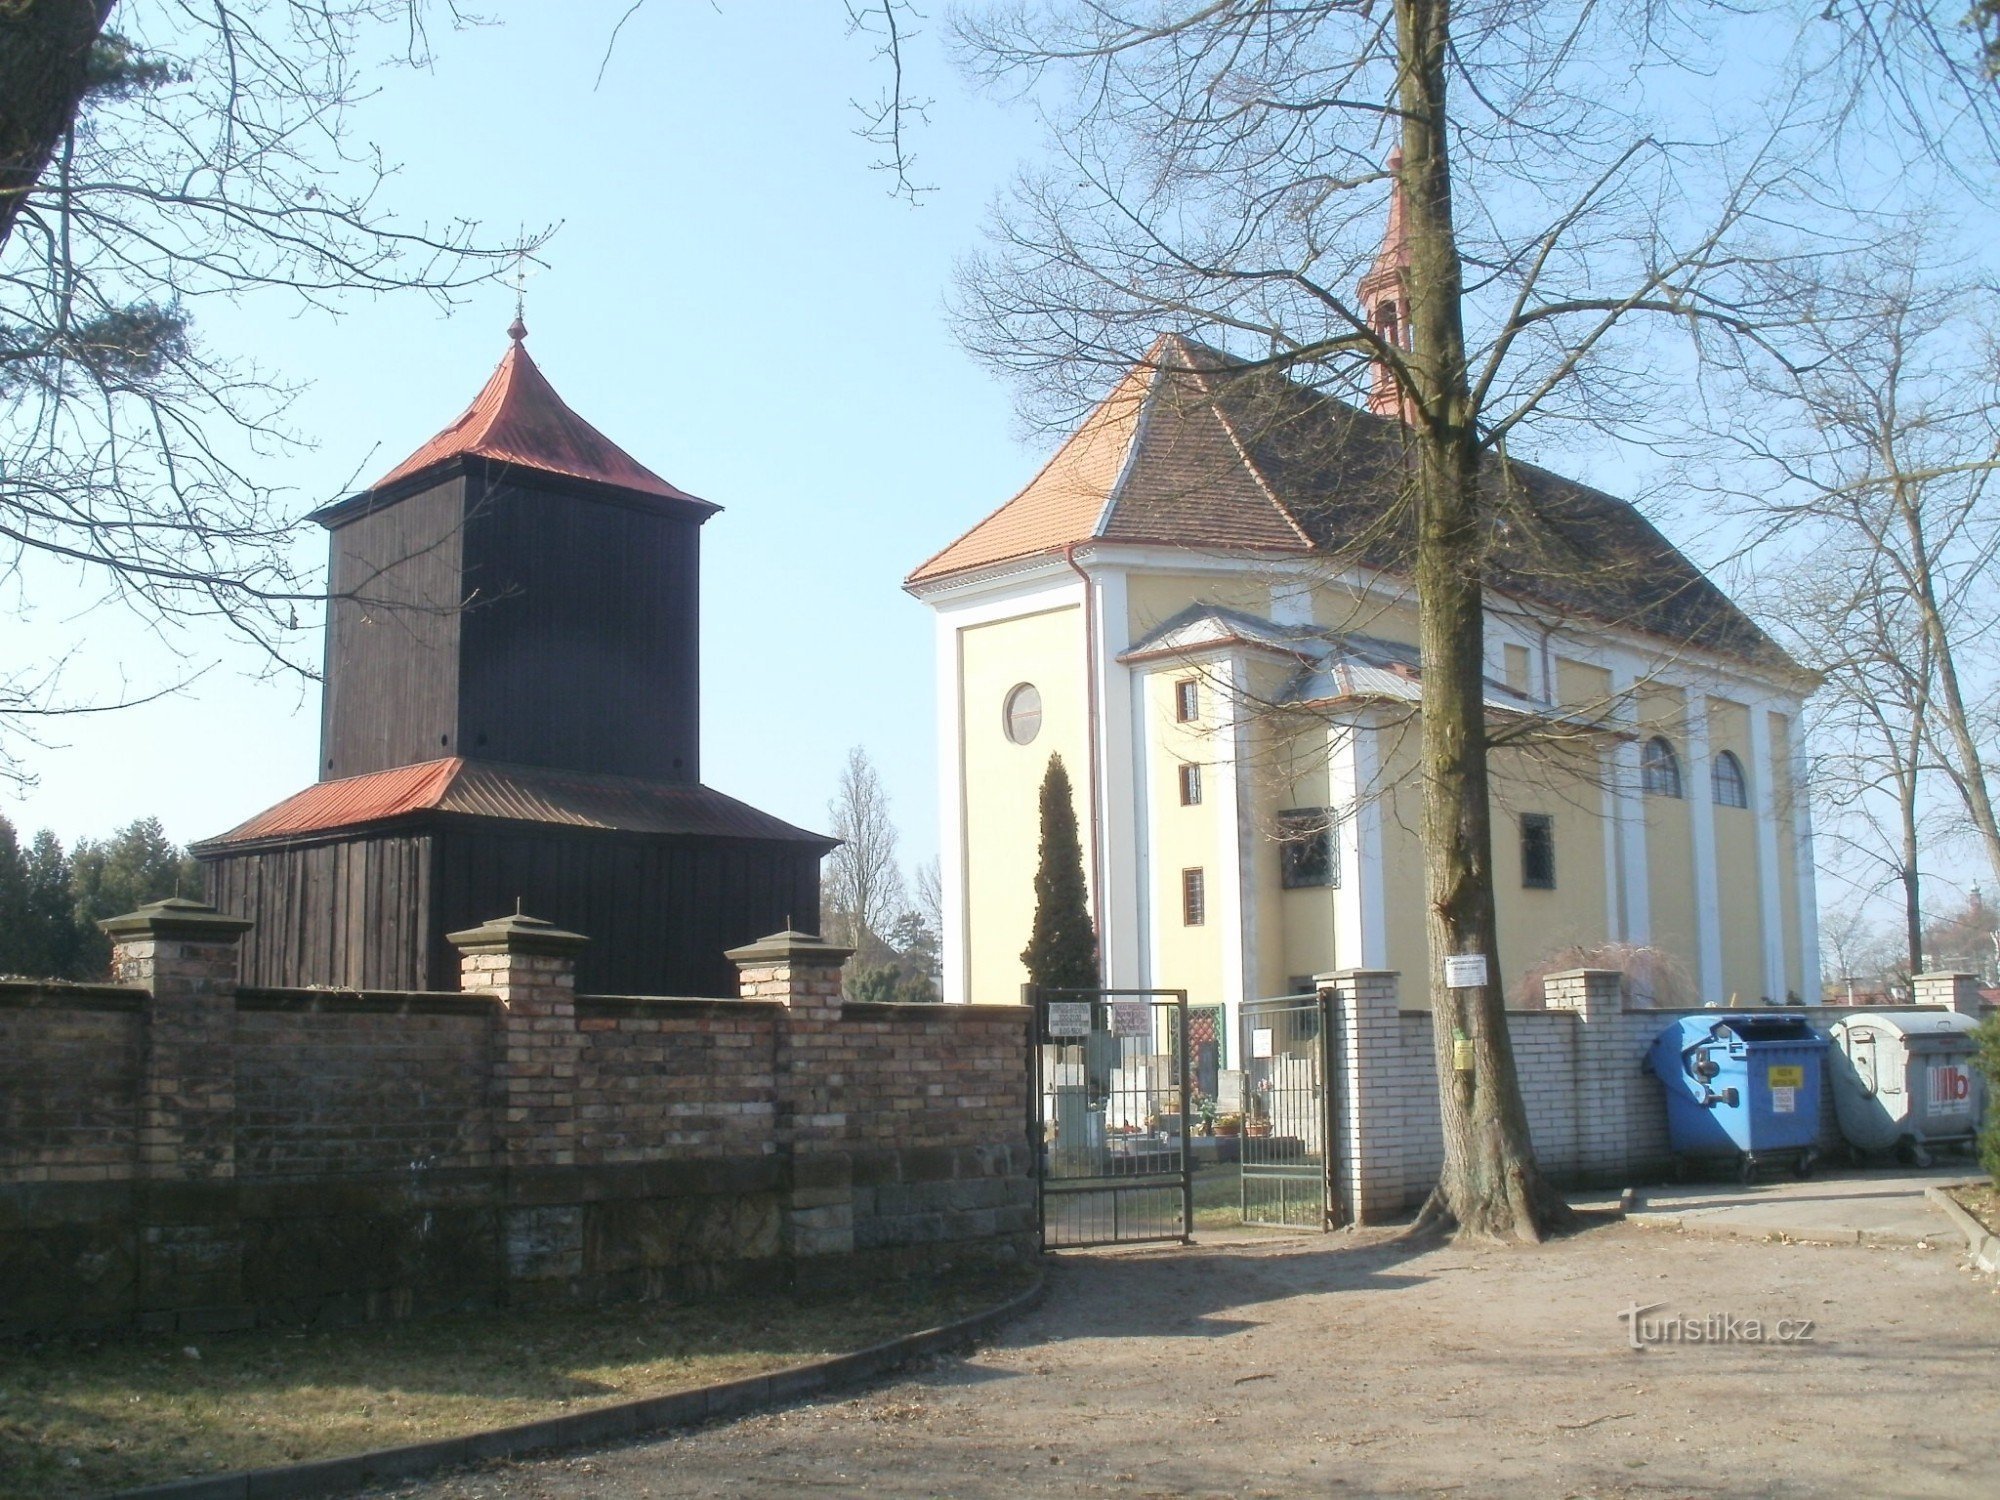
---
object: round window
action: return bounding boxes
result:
[1004,683,1043,745]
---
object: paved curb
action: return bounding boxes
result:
[1924,1180,2000,1277]
[1622,1203,1935,1248]
[1625,1208,1872,1246]
[104,1274,1047,1500]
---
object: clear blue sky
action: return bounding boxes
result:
[6,3,1049,878]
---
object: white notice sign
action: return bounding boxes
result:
[1770,1086,1797,1115]
[1444,954,1489,989]
[1251,1028,1275,1060]
[1045,1001,1092,1038]
[1111,1000,1154,1038]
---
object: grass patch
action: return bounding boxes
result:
[0,1267,1033,1499]
[1949,1181,2000,1238]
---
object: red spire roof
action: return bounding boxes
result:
[370,322,703,503]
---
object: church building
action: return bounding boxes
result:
[906,177,1820,1057]
[197,318,832,997]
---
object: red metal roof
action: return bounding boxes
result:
[370,326,703,503]
[198,758,834,848]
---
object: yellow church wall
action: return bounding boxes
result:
[1267,722,1339,994]
[1555,658,1614,716]
[1771,711,1803,998]
[1638,685,1699,984]
[1126,573,1274,640]
[1488,739,1615,997]
[1707,698,1766,1003]
[1143,666,1231,1021]
[1317,589,1419,646]
[959,605,1088,1003]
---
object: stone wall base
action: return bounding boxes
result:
[0,1145,1037,1338]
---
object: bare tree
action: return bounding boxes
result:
[1718,260,2000,943]
[1,2,536,782]
[949,1,1998,1239]
[824,745,905,964]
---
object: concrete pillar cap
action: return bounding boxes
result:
[448,910,589,956]
[725,929,854,967]
[98,896,252,941]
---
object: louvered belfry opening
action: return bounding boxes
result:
[196,326,834,997]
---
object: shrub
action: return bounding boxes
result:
[1976,1012,2000,1189]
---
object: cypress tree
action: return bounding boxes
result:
[1020,752,1098,990]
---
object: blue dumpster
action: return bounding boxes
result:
[1647,1014,1829,1182]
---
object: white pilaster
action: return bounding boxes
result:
[1090,566,1140,989]
[1685,699,1723,1000]
[1791,718,1822,1003]
[935,609,968,1004]
[1749,705,1787,1002]
[1222,653,1255,1047]
[1610,671,1650,946]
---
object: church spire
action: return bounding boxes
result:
[1358,149,1414,422]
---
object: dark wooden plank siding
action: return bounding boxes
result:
[205,836,434,990]
[458,476,701,782]
[429,826,818,996]
[320,477,467,779]
[203,825,818,999]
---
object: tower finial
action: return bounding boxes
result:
[507,250,530,344]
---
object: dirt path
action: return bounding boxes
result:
[382,1223,1999,1499]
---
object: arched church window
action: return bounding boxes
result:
[1004,683,1043,745]
[1642,737,1682,798]
[1712,750,1749,809]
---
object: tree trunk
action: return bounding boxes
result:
[0,1,116,254]
[1398,0,1570,1241]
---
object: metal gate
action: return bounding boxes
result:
[1031,987,1192,1249]
[1239,992,1339,1230]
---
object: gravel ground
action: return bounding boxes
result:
[382,1221,2000,1499]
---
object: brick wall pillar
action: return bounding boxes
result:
[1319,969,1401,1226]
[101,896,253,1331]
[1914,971,1986,1017]
[1542,968,1631,1183]
[103,898,251,1183]
[728,930,855,1271]
[452,911,588,1293]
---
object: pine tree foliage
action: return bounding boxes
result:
[1020,752,1097,991]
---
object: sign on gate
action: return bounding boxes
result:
[1111,1000,1153,1038]
[1045,1001,1092,1038]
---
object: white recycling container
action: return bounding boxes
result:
[1827,1010,1986,1166]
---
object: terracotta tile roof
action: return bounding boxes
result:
[907,337,1789,671]
[196,758,834,849]
[370,328,703,503]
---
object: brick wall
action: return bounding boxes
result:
[233,991,498,1178]
[1326,965,1972,1222]
[0,905,1035,1337]
[0,984,145,1183]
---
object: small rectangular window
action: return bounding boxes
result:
[1178,762,1203,806]
[1182,867,1206,926]
[1503,643,1531,694]
[1521,813,1556,890]
[1175,679,1199,722]
[1277,807,1337,889]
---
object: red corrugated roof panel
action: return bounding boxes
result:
[371,330,703,503]
[198,758,833,849]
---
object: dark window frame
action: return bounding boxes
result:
[1277,806,1338,889]
[1182,867,1206,926]
[1521,813,1556,890]
[1174,678,1199,723]
[1641,736,1683,798]
[1178,761,1203,806]
[1712,749,1749,809]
